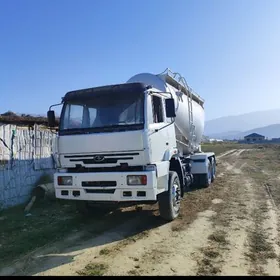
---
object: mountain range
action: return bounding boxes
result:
[205,109,280,140]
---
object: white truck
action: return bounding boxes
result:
[47,68,216,221]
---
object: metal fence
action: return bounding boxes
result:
[0,124,56,209]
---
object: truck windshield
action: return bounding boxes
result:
[59,91,144,134]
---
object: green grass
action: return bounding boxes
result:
[0,200,82,269]
[201,143,256,156]
[201,143,237,155]
[0,199,152,270]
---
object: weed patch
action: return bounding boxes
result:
[196,258,221,275]
[208,231,228,245]
[99,248,111,256]
[77,263,108,276]
[201,247,220,259]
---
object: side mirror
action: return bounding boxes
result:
[165,98,176,118]
[47,110,56,127]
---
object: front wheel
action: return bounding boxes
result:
[158,171,181,221]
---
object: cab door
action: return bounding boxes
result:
[148,94,172,163]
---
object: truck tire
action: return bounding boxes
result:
[211,158,216,182]
[202,159,212,188]
[158,171,181,221]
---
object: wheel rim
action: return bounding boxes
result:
[172,180,181,213]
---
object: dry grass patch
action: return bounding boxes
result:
[99,248,111,256]
[171,173,230,232]
[128,269,141,275]
[246,229,277,262]
[196,258,221,276]
[208,230,228,245]
[245,198,277,275]
[77,263,109,276]
[201,246,220,259]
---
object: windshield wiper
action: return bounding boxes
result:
[99,123,143,130]
[60,129,87,135]
[60,123,143,135]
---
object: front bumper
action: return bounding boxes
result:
[54,171,158,201]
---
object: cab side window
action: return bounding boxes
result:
[152,95,164,123]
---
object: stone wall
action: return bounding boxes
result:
[0,124,56,209]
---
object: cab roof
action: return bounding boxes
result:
[63,82,148,102]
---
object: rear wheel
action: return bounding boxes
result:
[211,158,216,182]
[158,171,181,221]
[202,159,212,188]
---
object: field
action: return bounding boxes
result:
[1,143,280,276]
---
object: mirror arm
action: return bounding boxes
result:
[49,102,63,111]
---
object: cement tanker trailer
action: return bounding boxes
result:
[47,68,216,221]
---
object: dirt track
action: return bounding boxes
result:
[1,146,280,276]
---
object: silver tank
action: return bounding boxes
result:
[127,70,205,154]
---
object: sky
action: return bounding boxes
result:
[0,0,280,121]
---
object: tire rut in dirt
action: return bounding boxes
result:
[194,165,252,276]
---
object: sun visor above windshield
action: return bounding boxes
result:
[63,82,149,102]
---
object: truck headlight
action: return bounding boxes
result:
[57,176,73,186]
[127,175,147,185]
